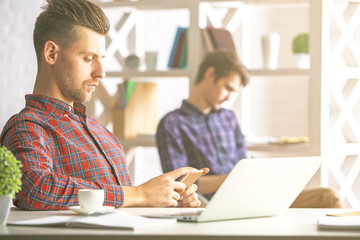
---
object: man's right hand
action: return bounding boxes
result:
[122,167,206,207]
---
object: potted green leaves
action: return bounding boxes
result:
[0,146,22,225]
[292,33,310,69]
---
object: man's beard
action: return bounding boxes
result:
[62,78,94,103]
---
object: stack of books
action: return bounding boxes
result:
[167,27,188,69]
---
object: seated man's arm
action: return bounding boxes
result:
[197,174,227,195]
[122,167,208,208]
[156,117,189,173]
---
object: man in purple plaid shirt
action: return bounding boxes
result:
[157,50,343,208]
[157,50,248,200]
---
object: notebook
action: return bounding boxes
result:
[318,215,360,230]
[144,156,322,222]
[8,211,176,230]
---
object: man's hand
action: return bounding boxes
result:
[122,167,208,207]
[177,168,209,207]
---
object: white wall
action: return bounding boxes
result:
[0,0,45,130]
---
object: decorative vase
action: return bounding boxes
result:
[295,53,310,69]
[0,194,12,225]
[261,32,280,70]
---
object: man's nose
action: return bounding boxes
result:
[93,60,106,79]
[224,92,231,101]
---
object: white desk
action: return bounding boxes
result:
[1,207,359,240]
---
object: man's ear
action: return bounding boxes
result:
[203,66,216,84]
[43,40,59,65]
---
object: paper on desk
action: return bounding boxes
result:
[317,216,360,230]
[245,135,309,146]
[326,211,360,217]
[8,211,176,230]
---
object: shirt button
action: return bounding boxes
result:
[63,114,69,118]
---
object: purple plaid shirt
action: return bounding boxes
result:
[157,100,246,176]
[0,95,131,210]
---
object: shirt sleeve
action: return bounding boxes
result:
[231,112,247,161]
[1,120,125,210]
[156,116,189,173]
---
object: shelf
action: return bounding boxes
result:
[106,69,191,78]
[247,142,310,152]
[96,0,309,8]
[208,0,308,6]
[249,68,310,76]
[95,0,190,10]
[118,134,311,155]
[105,69,309,78]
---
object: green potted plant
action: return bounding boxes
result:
[291,33,310,69]
[0,146,22,225]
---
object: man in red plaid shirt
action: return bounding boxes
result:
[0,0,208,210]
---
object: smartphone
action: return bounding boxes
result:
[179,171,203,189]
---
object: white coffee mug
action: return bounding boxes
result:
[78,189,104,210]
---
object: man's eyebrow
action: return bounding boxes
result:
[81,51,106,58]
[226,84,236,91]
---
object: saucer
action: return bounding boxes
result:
[69,206,115,215]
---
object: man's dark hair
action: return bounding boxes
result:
[33,0,110,63]
[195,50,249,87]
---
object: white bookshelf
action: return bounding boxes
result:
[92,0,360,207]
[92,0,316,152]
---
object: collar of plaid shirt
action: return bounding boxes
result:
[0,94,131,210]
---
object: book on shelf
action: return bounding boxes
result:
[200,28,215,52]
[199,27,236,58]
[8,211,176,230]
[115,82,126,110]
[168,27,235,69]
[172,30,186,68]
[167,27,187,69]
[125,81,137,104]
[207,27,236,50]
[114,81,137,110]
[178,29,188,68]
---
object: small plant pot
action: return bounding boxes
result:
[0,194,12,225]
[295,53,310,69]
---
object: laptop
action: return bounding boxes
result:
[144,156,322,222]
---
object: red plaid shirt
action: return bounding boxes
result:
[0,94,131,210]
